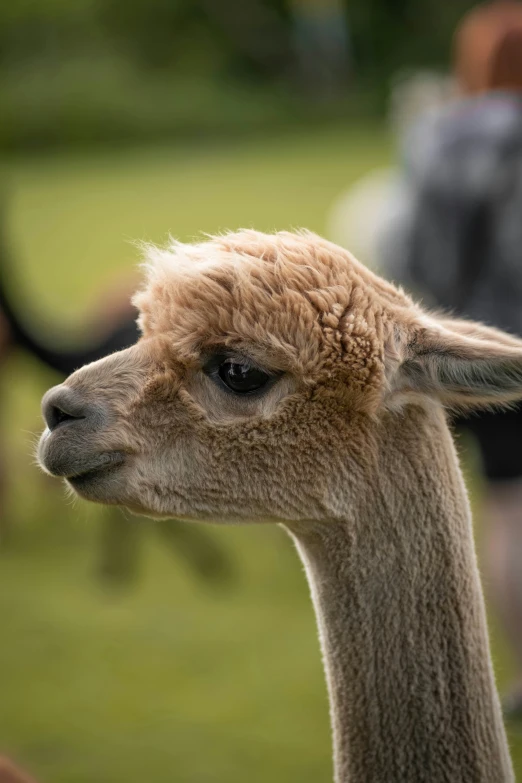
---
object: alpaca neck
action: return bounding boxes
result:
[287,406,513,783]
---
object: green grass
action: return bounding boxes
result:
[1,125,521,782]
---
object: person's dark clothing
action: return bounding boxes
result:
[381,93,522,481]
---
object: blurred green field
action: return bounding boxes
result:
[1,125,521,782]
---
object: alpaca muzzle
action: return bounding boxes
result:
[38,384,125,482]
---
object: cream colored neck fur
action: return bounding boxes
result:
[288,404,513,783]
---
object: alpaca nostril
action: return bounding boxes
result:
[42,385,93,432]
[47,404,84,431]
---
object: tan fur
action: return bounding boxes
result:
[0,756,38,783]
[38,230,521,782]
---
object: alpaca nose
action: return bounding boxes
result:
[42,385,99,432]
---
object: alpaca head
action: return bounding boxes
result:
[38,230,522,522]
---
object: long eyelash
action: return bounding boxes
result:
[201,350,282,398]
[202,351,272,377]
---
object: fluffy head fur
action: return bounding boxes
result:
[37,229,522,522]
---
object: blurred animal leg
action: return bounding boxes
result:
[0,310,11,544]
[96,508,141,586]
[156,520,234,585]
[0,448,7,546]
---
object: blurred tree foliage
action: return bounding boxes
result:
[349,0,475,75]
[0,0,475,150]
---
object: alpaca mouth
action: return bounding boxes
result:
[63,453,128,504]
[66,455,126,487]
[38,427,126,481]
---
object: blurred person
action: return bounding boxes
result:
[328,68,455,264]
[378,0,522,719]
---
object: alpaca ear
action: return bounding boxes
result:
[391,314,522,410]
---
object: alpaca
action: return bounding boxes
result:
[37,230,520,782]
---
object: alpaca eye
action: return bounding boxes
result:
[218,359,271,394]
